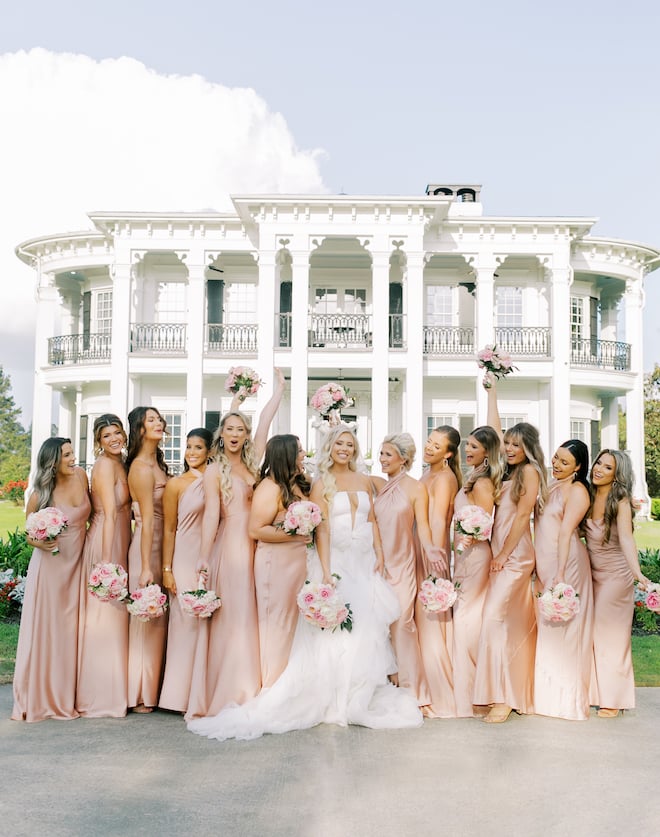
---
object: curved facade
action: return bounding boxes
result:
[16,188,659,498]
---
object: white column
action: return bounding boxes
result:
[31,282,59,466]
[474,263,496,423]
[549,265,572,453]
[255,249,280,431]
[600,397,619,450]
[403,251,424,448]
[110,261,132,420]
[186,256,205,428]
[289,248,310,443]
[624,278,647,498]
[370,250,391,454]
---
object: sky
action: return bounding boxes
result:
[1,0,659,425]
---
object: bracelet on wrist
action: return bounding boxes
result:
[163,566,172,572]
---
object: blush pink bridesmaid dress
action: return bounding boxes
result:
[374,472,430,706]
[534,483,594,720]
[12,494,91,722]
[584,518,635,710]
[76,468,130,718]
[451,487,493,717]
[186,475,261,718]
[159,471,206,712]
[473,480,536,714]
[127,473,168,709]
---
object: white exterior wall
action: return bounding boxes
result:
[16,195,659,495]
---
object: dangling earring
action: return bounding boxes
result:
[572,472,577,482]
[399,464,406,474]
[483,456,489,468]
[443,458,449,467]
[219,438,224,449]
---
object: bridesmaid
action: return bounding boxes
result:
[372,433,434,707]
[473,376,547,722]
[159,428,213,713]
[250,434,313,686]
[77,415,131,718]
[415,425,462,718]
[451,426,503,718]
[534,440,594,720]
[585,449,649,717]
[12,438,90,722]
[186,370,285,718]
[126,406,169,713]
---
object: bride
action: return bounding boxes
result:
[187,425,423,740]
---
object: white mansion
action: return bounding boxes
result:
[16,185,659,495]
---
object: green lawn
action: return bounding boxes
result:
[634,520,660,550]
[0,622,19,685]
[0,501,24,539]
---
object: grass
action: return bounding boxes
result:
[0,501,24,539]
[0,622,19,685]
[634,520,660,550]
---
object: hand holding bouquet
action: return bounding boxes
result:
[310,382,353,416]
[179,575,222,618]
[224,366,263,402]
[25,507,68,554]
[454,504,493,553]
[537,583,581,622]
[477,345,517,387]
[126,583,168,621]
[88,562,129,602]
[297,576,353,632]
[418,575,459,613]
[642,583,660,613]
[281,500,323,540]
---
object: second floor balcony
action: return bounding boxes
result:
[48,333,111,365]
[207,323,259,354]
[571,338,631,371]
[277,313,406,349]
[130,323,187,355]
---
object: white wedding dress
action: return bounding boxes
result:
[187,491,423,740]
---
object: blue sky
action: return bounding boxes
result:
[2,0,659,421]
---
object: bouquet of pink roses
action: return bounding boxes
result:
[477,344,517,386]
[642,583,660,613]
[536,583,581,623]
[25,507,68,554]
[297,576,353,632]
[224,366,263,401]
[281,500,323,539]
[310,382,353,416]
[88,562,129,602]
[418,575,459,613]
[126,583,168,622]
[454,504,493,553]
[179,576,222,618]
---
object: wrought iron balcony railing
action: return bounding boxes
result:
[130,323,187,354]
[277,313,405,349]
[207,323,258,354]
[423,326,475,355]
[494,327,552,356]
[570,339,631,371]
[48,333,111,365]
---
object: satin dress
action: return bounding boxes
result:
[374,472,430,705]
[187,491,423,741]
[585,518,635,710]
[254,508,309,687]
[127,471,168,709]
[534,483,594,720]
[186,476,261,718]
[12,494,91,722]
[473,480,537,714]
[451,488,493,717]
[159,471,206,712]
[76,466,131,718]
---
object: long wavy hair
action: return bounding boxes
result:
[317,425,361,507]
[31,437,71,510]
[260,434,311,508]
[93,414,127,466]
[503,422,548,511]
[557,439,590,489]
[463,425,505,504]
[382,432,416,472]
[589,448,635,543]
[126,406,169,476]
[433,425,463,490]
[210,411,260,505]
[183,427,214,473]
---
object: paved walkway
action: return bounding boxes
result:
[1,684,659,837]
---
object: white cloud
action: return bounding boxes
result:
[0,48,327,422]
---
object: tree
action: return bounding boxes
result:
[644,365,660,497]
[0,366,31,486]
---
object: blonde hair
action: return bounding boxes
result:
[503,422,548,511]
[316,425,360,508]
[462,425,504,504]
[382,432,415,472]
[211,411,259,505]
